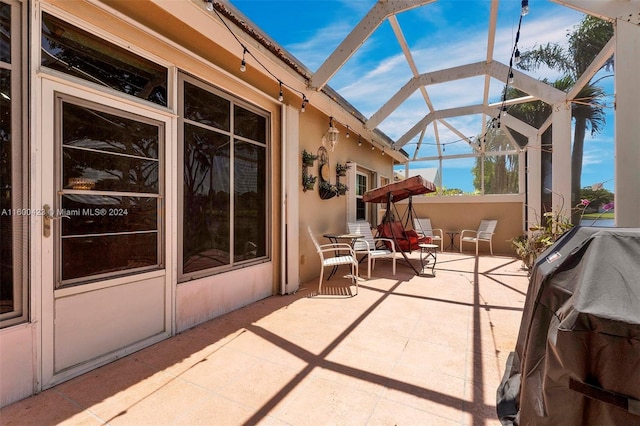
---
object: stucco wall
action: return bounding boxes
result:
[396,194,525,255]
[296,106,397,286]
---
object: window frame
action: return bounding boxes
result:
[0,0,28,328]
[54,94,165,288]
[177,73,271,282]
[355,172,369,223]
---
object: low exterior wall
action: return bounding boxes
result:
[394,194,525,256]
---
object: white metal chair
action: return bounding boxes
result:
[413,218,444,252]
[460,219,498,255]
[347,222,396,279]
[308,226,359,295]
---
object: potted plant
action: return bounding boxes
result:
[302,149,318,166]
[336,182,348,196]
[335,162,350,177]
[302,174,317,191]
[511,209,574,273]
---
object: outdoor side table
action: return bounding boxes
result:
[445,231,459,251]
[419,243,438,276]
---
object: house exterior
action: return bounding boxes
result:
[0,0,401,406]
[2,0,639,409]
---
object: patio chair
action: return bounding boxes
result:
[413,218,444,252]
[348,222,396,279]
[459,219,498,255]
[307,226,359,295]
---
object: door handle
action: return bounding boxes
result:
[43,204,69,238]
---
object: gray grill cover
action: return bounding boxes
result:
[497,227,640,425]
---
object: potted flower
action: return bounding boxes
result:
[302,174,317,191]
[335,162,350,177]
[336,182,348,196]
[302,149,318,166]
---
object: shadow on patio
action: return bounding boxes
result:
[1,252,529,425]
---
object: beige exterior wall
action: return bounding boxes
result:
[393,195,525,255]
[296,106,396,285]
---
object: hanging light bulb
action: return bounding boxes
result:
[382,148,385,156]
[301,97,307,112]
[345,126,350,138]
[502,105,508,116]
[240,48,247,72]
[371,143,375,151]
[508,71,514,84]
[521,0,529,16]
[358,135,362,147]
[204,0,214,12]
[514,48,521,65]
[278,82,283,102]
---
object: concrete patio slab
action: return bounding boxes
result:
[1,252,529,425]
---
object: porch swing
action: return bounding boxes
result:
[363,175,437,274]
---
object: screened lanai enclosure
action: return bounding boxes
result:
[232,0,639,227]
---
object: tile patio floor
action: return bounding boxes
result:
[1,251,529,425]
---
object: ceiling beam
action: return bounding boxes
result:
[487,61,566,104]
[395,103,538,148]
[367,61,489,129]
[550,0,640,25]
[309,0,435,91]
[567,35,616,99]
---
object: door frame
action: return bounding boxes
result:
[36,77,176,388]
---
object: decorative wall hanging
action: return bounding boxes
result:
[317,147,337,200]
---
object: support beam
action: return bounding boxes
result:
[527,134,542,228]
[309,0,435,91]
[488,61,566,104]
[366,61,488,129]
[567,36,615,100]
[551,103,572,215]
[395,104,537,149]
[614,19,640,226]
[550,0,640,24]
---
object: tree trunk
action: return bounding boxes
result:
[571,116,587,225]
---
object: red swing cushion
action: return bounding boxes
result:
[378,222,430,251]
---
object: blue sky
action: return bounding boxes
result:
[230,0,615,193]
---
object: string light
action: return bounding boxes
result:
[240,47,247,72]
[382,147,385,156]
[521,0,529,16]
[345,125,350,138]
[508,71,514,84]
[514,48,521,65]
[203,1,396,154]
[204,1,310,111]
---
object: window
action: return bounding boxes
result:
[57,98,164,286]
[41,12,168,107]
[179,74,269,280]
[355,173,368,221]
[1,0,27,327]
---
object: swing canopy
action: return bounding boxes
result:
[363,175,436,203]
[363,175,437,274]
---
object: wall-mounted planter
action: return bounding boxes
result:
[319,181,337,200]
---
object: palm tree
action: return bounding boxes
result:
[517,15,613,223]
